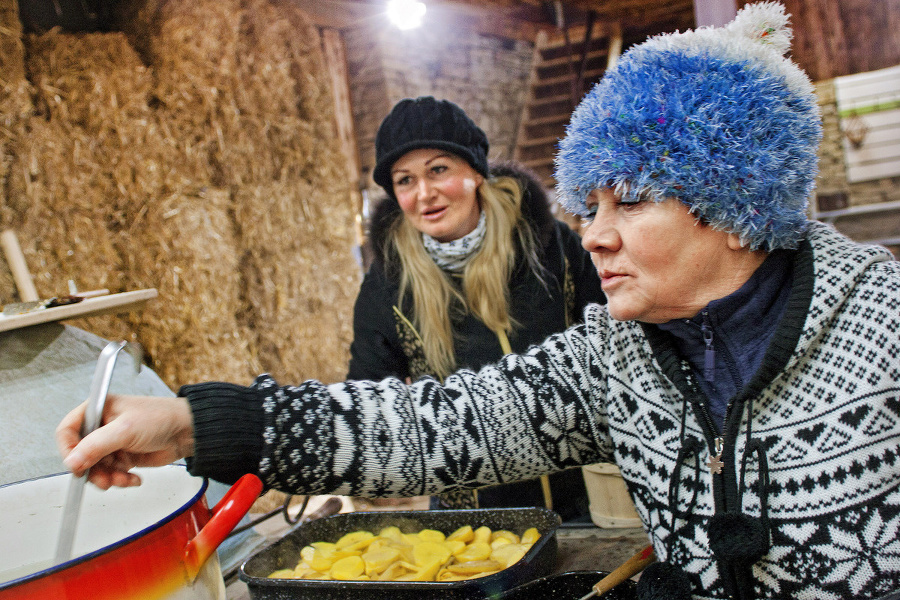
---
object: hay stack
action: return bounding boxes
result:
[0,0,31,301]
[0,0,360,389]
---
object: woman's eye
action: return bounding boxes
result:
[616,194,647,208]
[394,175,411,187]
[430,164,448,175]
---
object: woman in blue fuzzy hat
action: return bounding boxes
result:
[58,4,900,599]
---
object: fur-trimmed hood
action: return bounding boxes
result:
[367,161,557,267]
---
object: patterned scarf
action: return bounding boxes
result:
[422,211,486,273]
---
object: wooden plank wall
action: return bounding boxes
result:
[785,0,900,81]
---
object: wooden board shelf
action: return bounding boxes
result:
[0,289,158,333]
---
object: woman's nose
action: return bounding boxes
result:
[416,178,433,200]
[582,212,621,254]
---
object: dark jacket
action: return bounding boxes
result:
[348,162,603,380]
[346,162,604,520]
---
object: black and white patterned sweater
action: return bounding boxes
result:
[184,222,900,600]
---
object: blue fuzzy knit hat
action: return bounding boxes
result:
[554,2,822,251]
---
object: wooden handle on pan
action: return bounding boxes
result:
[592,544,656,596]
[1,229,39,302]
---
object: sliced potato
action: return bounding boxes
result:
[378,526,403,541]
[330,555,366,580]
[454,540,492,562]
[490,530,520,544]
[491,543,528,568]
[446,525,474,543]
[521,527,541,545]
[267,568,295,579]
[445,559,503,574]
[413,541,453,567]
[396,558,443,581]
[336,530,376,552]
[362,546,401,575]
[417,528,446,543]
[473,526,492,544]
[445,540,467,555]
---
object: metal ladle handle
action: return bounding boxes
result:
[54,340,129,565]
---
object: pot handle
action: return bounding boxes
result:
[183,473,263,580]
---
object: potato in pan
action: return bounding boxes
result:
[267,523,543,582]
[239,507,560,600]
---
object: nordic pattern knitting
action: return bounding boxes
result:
[257,223,899,599]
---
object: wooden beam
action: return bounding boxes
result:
[321,27,361,183]
[320,27,366,252]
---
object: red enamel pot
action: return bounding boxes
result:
[0,464,262,600]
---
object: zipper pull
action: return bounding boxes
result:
[707,436,725,474]
[701,310,715,382]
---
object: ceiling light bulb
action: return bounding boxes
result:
[387,0,426,30]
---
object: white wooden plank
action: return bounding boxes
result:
[844,125,900,151]
[835,64,900,110]
[844,109,900,128]
[834,64,900,91]
[847,158,900,183]
[836,78,900,102]
[836,67,900,182]
[841,108,900,129]
[844,139,900,165]
[0,289,158,333]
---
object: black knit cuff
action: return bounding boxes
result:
[179,381,264,485]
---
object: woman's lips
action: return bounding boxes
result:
[600,271,627,289]
[422,206,447,220]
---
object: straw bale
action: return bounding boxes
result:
[234,179,358,384]
[2,0,361,390]
[0,0,24,85]
[108,186,258,386]
[137,0,243,187]
[26,30,151,136]
[12,31,150,297]
[0,0,29,303]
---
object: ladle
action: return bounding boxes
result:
[53,340,139,565]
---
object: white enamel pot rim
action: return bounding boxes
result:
[0,462,263,600]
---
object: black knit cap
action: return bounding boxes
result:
[373,96,490,196]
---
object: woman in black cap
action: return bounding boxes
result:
[348,96,603,519]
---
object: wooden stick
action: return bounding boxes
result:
[580,544,656,600]
[1,229,39,302]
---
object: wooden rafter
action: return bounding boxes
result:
[292,0,694,42]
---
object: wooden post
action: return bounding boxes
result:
[1,230,39,302]
[321,27,361,187]
[320,27,366,268]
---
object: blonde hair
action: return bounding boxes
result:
[388,175,544,379]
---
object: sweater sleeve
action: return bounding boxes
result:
[251,313,612,497]
[179,381,265,485]
[346,266,410,381]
